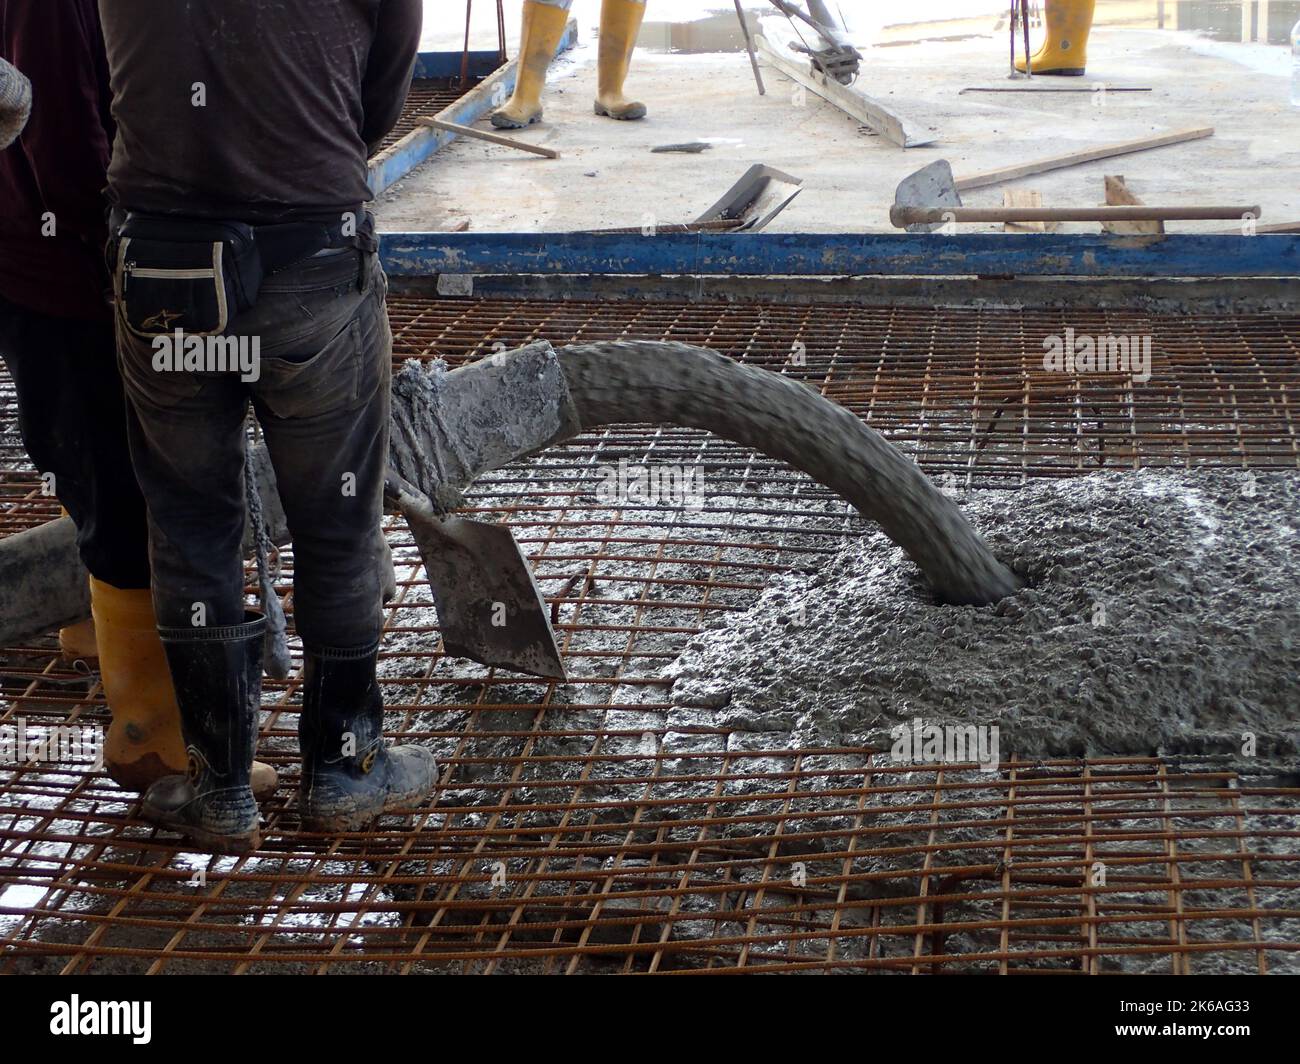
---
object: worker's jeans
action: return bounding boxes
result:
[0,294,151,589]
[114,248,391,649]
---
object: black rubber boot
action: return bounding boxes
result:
[141,613,265,853]
[298,642,436,832]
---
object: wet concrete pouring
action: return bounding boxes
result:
[667,469,1300,770]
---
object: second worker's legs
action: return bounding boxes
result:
[251,250,435,832]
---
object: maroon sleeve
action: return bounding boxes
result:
[6,0,112,245]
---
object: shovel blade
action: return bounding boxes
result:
[402,507,566,681]
[894,159,962,233]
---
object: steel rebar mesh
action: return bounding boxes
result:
[1,296,1298,974]
[373,73,500,156]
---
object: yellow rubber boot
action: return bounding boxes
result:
[1015,0,1096,76]
[594,0,647,120]
[91,578,188,791]
[90,578,278,798]
[491,0,571,129]
[59,616,98,661]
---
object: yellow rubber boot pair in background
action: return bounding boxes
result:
[1016,0,1097,76]
[491,0,646,129]
[85,578,277,798]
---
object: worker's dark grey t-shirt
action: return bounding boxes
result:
[99,0,421,224]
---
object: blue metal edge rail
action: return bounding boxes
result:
[368,20,579,198]
[379,231,1300,279]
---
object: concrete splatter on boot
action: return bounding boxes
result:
[491,0,571,129]
[593,0,647,120]
[91,579,277,798]
[141,614,266,853]
[298,642,436,833]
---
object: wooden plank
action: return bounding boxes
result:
[379,231,1300,279]
[417,116,559,158]
[954,127,1215,191]
[367,18,577,195]
[1001,189,1058,233]
[752,34,935,148]
[1102,175,1163,235]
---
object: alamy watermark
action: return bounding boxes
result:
[151,327,260,383]
[890,718,1000,773]
[595,458,705,511]
[1042,327,1151,383]
[1,720,103,769]
[50,996,151,1044]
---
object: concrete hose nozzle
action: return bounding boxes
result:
[552,341,1022,606]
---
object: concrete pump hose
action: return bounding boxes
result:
[554,341,1023,606]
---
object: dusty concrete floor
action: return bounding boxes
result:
[375,25,1300,234]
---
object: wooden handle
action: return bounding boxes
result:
[417,116,560,159]
[953,127,1214,191]
[891,204,1261,227]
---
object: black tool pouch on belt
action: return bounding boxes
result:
[114,215,264,338]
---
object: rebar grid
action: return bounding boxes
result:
[2,295,1298,974]
[373,76,497,156]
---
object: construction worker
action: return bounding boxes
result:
[1016,0,1097,76]
[492,0,647,129]
[0,1,278,796]
[99,0,435,852]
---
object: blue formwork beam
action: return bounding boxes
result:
[379,231,1300,279]
[368,19,578,198]
[413,50,503,80]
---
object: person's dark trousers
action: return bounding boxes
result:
[0,292,151,589]
[114,248,392,650]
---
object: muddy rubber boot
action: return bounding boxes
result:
[141,613,266,853]
[491,0,570,129]
[90,578,188,790]
[89,579,277,798]
[298,643,436,833]
[593,0,647,120]
[1015,0,1095,76]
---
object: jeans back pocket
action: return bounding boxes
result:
[254,317,363,420]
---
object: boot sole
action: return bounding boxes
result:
[593,102,647,120]
[299,789,431,834]
[490,111,542,129]
[144,809,261,854]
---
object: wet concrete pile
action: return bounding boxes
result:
[667,470,1300,767]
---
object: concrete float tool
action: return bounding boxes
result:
[891,159,1258,231]
[5,343,1022,680]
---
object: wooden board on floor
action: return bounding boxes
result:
[955,127,1215,191]
[1002,189,1059,232]
[1101,175,1163,235]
